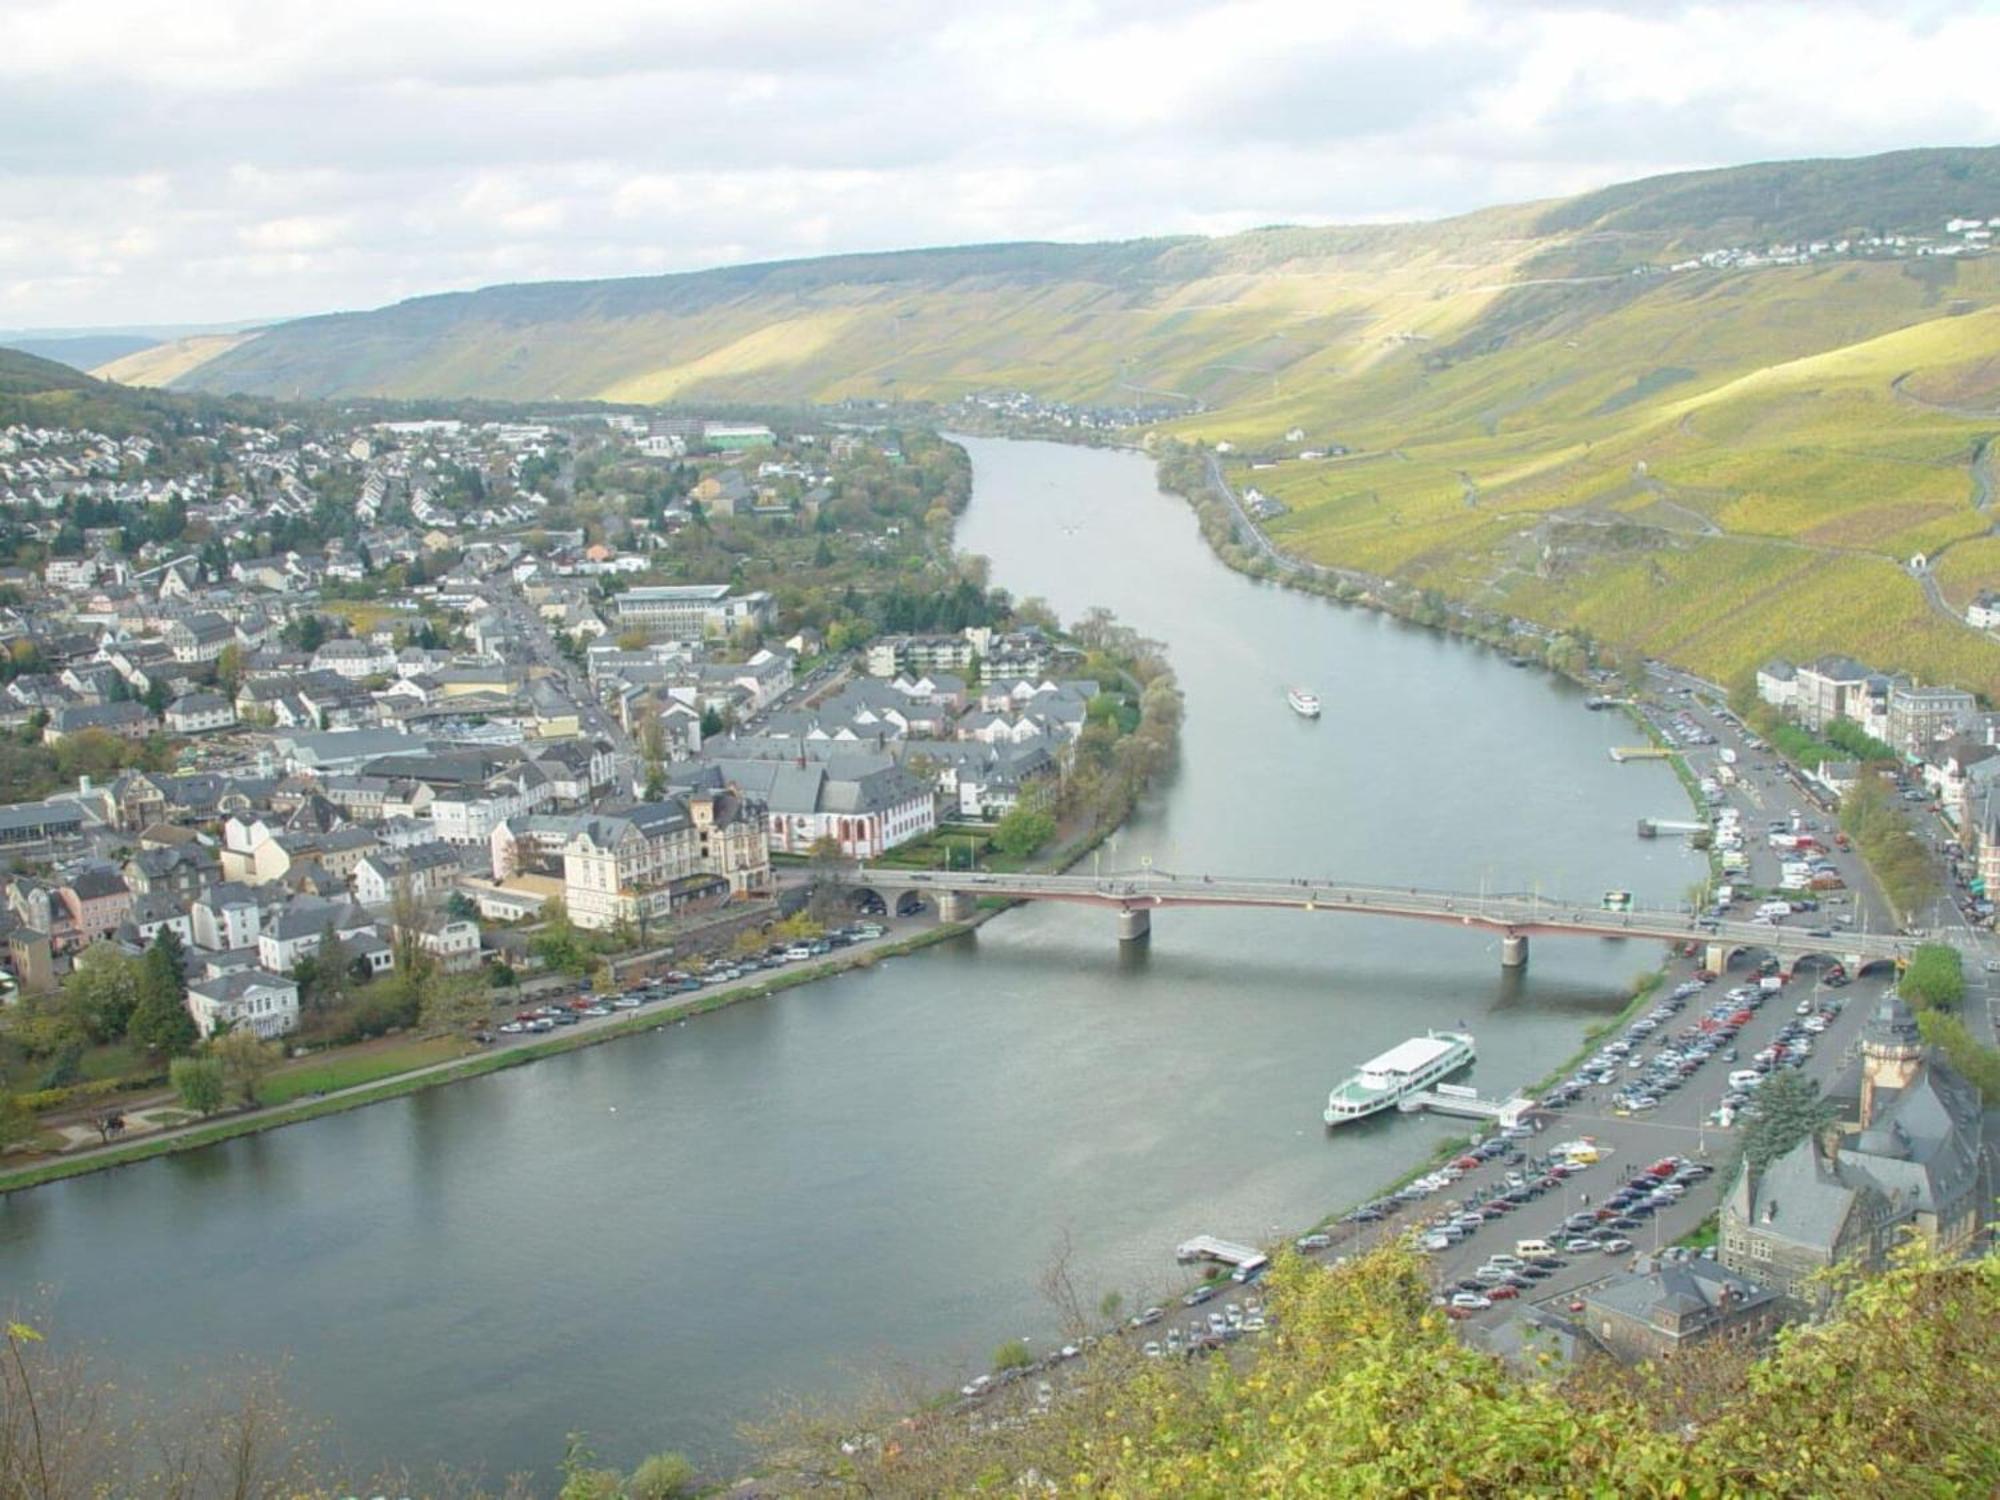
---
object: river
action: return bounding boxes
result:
[0,438,1695,1484]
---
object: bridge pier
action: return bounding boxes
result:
[1500,933,1528,969]
[937,889,975,924]
[1117,907,1152,943]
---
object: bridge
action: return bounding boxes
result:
[850,866,1918,974]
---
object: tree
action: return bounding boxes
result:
[1740,1070,1837,1172]
[128,945,197,1055]
[698,705,727,740]
[141,678,169,719]
[214,643,246,696]
[1899,944,1964,1011]
[419,970,490,1039]
[169,1055,225,1117]
[58,945,141,1043]
[991,804,1055,859]
[530,895,592,976]
[210,1027,280,1108]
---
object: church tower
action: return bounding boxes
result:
[1859,991,1924,1127]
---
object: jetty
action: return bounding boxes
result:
[1608,746,1673,763]
[1397,1082,1535,1128]
[1175,1235,1271,1281]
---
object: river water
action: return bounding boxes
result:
[0,438,1695,1483]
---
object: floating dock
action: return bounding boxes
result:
[1175,1235,1271,1280]
[1397,1084,1535,1128]
[1638,817,1710,838]
[1609,746,1674,763]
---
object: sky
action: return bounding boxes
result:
[3,0,1999,331]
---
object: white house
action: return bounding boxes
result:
[407,915,482,973]
[165,692,238,735]
[191,883,263,952]
[1968,591,2000,631]
[1755,659,1798,711]
[311,639,398,681]
[186,969,300,1040]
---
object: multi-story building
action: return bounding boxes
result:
[1722,994,1988,1305]
[558,792,769,930]
[612,584,772,639]
[1792,654,1871,731]
[1885,684,1976,756]
[186,970,300,1040]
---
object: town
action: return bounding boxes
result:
[0,398,1151,1159]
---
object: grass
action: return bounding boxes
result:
[257,1035,470,1106]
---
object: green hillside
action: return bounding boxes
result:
[145,146,2000,694]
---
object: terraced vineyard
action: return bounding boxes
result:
[113,145,2000,695]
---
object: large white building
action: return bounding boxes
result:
[187,970,300,1040]
[613,584,772,639]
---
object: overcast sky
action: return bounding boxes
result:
[3,0,1998,331]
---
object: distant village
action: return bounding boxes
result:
[1636,214,2000,278]
[0,405,1107,1054]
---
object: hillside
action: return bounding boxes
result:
[128,145,2000,694]
[94,331,255,388]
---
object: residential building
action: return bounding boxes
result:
[166,692,237,734]
[1885,684,1976,755]
[1755,658,1797,710]
[1967,590,2000,631]
[58,867,133,946]
[1792,655,1872,731]
[186,969,300,1040]
[191,883,264,952]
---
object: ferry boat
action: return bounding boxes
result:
[1600,889,1634,912]
[1286,687,1322,718]
[1323,1030,1476,1126]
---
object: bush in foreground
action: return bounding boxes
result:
[756,1241,2000,1497]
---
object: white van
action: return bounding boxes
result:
[1514,1238,1554,1259]
[1728,1069,1765,1090]
[1756,901,1794,920]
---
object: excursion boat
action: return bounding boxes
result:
[1601,889,1634,912]
[1323,1031,1476,1126]
[1286,687,1322,718]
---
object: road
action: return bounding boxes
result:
[1643,660,1999,1048]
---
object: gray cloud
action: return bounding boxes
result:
[1,0,1996,327]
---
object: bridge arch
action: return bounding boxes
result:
[844,885,926,918]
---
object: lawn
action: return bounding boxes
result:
[258,1035,470,1106]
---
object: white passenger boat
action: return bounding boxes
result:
[1323,1031,1476,1125]
[1286,687,1321,718]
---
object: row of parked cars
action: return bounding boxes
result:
[491,923,892,1036]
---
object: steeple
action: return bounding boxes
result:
[1860,991,1924,1126]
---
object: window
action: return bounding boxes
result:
[1750,1239,1773,1262]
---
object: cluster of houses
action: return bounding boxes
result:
[1756,654,2000,855]
[1646,217,2000,278]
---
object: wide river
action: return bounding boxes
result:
[0,438,1694,1483]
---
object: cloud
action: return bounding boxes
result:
[1,0,1997,326]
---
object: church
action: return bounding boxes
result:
[1721,991,1989,1305]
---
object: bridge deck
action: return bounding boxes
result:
[854,866,1915,964]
